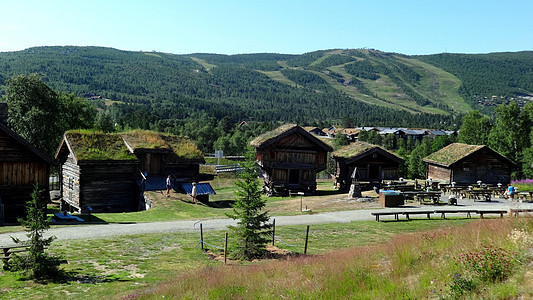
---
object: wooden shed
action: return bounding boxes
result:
[423,143,517,185]
[120,130,208,185]
[251,124,333,196]
[332,142,404,190]
[0,121,52,223]
[56,131,140,213]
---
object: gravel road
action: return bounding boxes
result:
[1,196,531,247]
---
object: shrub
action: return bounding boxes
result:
[456,244,517,282]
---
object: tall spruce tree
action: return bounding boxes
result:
[226,147,272,260]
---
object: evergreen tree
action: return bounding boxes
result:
[4,185,62,281]
[226,148,272,260]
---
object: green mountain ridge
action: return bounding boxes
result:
[0,46,531,128]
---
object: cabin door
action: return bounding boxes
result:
[289,169,300,184]
[368,165,380,180]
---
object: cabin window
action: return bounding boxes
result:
[68,178,73,190]
[463,167,470,171]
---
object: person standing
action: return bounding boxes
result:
[166,175,172,197]
[191,182,198,204]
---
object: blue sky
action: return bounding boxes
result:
[1,0,532,55]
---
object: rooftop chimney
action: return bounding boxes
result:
[0,103,7,125]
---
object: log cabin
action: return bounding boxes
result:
[120,130,207,185]
[423,143,517,185]
[56,130,212,213]
[332,142,404,190]
[0,103,53,223]
[251,124,333,196]
[56,131,139,213]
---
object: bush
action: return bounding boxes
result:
[455,244,517,282]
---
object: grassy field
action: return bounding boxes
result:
[0,216,496,299]
[1,217,531,299]
[2,178,532,299]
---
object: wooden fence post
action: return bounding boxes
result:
[304,225,310,255]
[200,223,204,251]
[272,219,276,246]
[224,232,228,265]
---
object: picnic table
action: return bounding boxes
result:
[466,189,492,201]
[401,191,442,204]
[516,190,533,201]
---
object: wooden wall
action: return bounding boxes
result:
[0,128,50,222]
[61,160,139,213]
[427,164,452,183]
[427,150,513,185]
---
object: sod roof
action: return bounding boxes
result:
[423,143,486,166]
[250,124,333,152]
[250,124,297,147]
[62,130,137,161]
[331,142,376,159]
[121,130,204,163]
[332,142,403,163]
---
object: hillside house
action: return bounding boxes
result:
[332,142,404,190]
[0,103,53,223]
[56,130,212,213]
[251,124,333,196]
[120,130,210,185]
[423,143,517,185]
[56,131,140,213]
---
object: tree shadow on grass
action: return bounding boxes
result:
[207,200,235,209]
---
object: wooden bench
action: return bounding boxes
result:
[510,209,533,217]
[1,245,33,262]
[434,209,478,219]
[370,211,399,222]
[477,210,507,218]
[403,211,434,220]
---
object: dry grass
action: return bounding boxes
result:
[134,217,533,299]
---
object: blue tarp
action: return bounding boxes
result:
[182,182,216,195]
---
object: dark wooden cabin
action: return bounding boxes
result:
[0,118,52,223]
[251,124,333,196]
[423,143,517,185]
[56,131,139,213]
[120,130,208,185]
[332,142,404,190]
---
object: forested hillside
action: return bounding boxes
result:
[0,46,532,130]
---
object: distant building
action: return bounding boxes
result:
[332,142,404,190]
[251,124,333,196]
[423,143,517,185]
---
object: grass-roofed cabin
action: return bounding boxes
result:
[251,124,333,196]
[423,143,517,185]
[120,130,208,184]
[56,130,139,214]
[332,142,404,190]
[0,116,52,223]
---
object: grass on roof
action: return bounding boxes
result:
[331,142,377,158]
[250,124,297,147]
[121,130,204,162]
[160,134,204,162]
[424,143,484,166]
[66,130,137,161]
[120,130,171,150]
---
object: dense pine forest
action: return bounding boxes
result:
[1,46,531,130]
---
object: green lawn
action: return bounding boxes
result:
[0,218,480,299]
